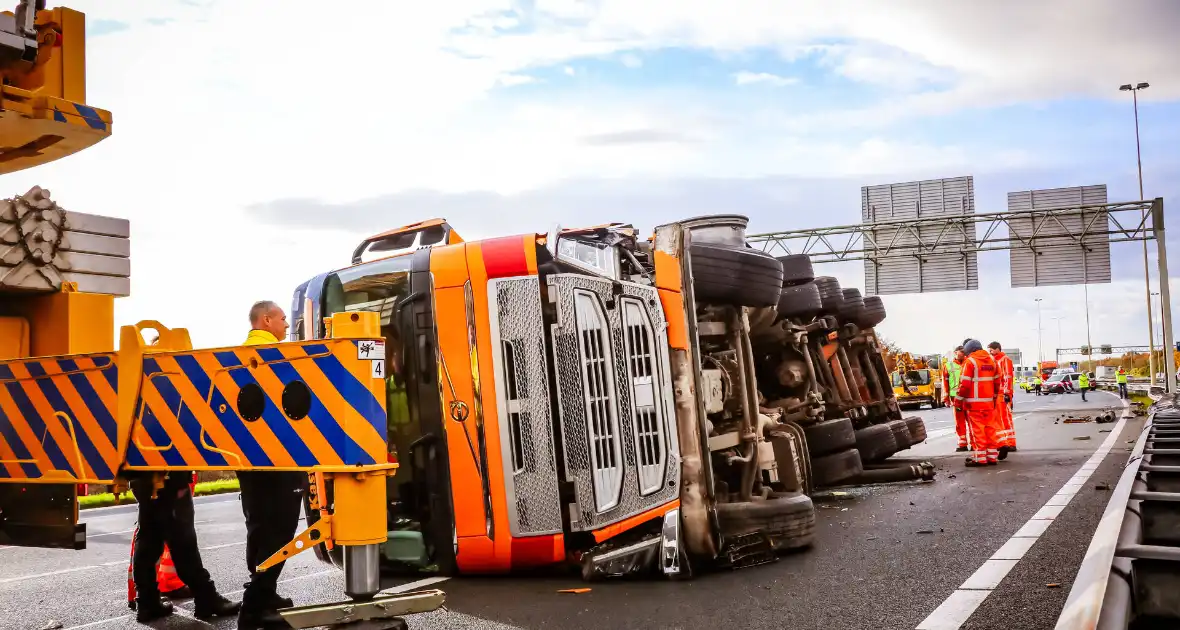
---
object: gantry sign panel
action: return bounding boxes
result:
[861,176,978,296]
[1008,185,1111,288]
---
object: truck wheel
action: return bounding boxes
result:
[814,276,844,313]
[716,492,815,552]
[778,281,822,319]
[778,254,815,287]
[811,448,864,487]
[855,424,898,462]
[886,419,913,450]
[802,418,856,456]
[689,243,783,307]
[859,296,887,328]
[840,288,865,323]
[904,416,927,443]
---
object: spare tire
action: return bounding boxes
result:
[778,282,823,319]
[811,448,864,487]
[855,423,898,462]
[814,276,844,313]
[778,254,815,287]
[860,296,887,328]
[802,418,856,456]
[689,243,784,307]
[904,416,928,444]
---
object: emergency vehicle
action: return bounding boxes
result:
[291,216,930,580]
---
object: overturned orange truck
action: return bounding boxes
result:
[292,215,931,580]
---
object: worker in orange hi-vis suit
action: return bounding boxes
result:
[987,342,1017,459]
[957,339,1000,467]
[942,346,968,452]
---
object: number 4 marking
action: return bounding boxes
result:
[371,359,385,379]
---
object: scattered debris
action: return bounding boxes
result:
[558,588,592,594]
[1073,435,1092,441]
[867,536,879,541]
[35,622,62,630]
[1047,583,1061,589]
[1099,429,1112,433]
[948,474,957,480]
[1095,482,1111,491]
[916,529,935,534]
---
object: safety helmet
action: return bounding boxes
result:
[963,339,983,354]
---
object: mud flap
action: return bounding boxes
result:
[0,483,85,549]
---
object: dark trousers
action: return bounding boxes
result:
[129,473,215,604]
[1082,387,1087,401]
[1119,383,1128,399]
[1034,384,1042,395]
[238,471,305,611]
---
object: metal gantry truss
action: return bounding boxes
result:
[745,197,1176,394]
[747,199,1159,263]
[1056,346,1151,359]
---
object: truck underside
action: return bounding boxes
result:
[295,214,934,580]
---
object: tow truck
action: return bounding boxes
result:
[0,3,442,628]
[290,215,934,581]
[889,352,944,410]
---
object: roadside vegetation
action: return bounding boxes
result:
[78,478,240,509]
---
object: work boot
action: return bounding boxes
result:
[955,446,968,452]
[997,447,1009,461]
[1007,446,1018,452]
[162,585,193,600]
[241,582,293,610]
[964,459,987,468]
[194,592,242,620]
[135,597,174,623]
[986,460,998,466]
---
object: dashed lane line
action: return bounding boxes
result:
[915,392,1129,630]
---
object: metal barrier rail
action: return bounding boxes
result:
[1055,394,1180,629]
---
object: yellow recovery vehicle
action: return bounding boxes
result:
[0,3,441,628]
[889,352,944,411]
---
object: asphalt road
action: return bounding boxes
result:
[0,389,1140,630]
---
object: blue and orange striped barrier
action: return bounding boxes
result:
[0,313,390,484]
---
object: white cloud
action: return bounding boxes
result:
[563,65,576,76]
[498,73,538,86]
[619,53,643,68]
[733,71,797,87]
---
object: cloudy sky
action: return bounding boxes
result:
[15,0,1180,364]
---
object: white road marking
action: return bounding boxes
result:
[201,541,246,551]
[0,565,98,584]
[89,528,135,538]
[916,397,1130,630]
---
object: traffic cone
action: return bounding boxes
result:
[157,545,189,596]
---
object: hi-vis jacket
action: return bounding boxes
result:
[942,356,963,399]
[957,349,999,410]
[993,351,1014,396]
[242,329,280,346]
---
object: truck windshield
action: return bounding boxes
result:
[321,255,422,525]
[893,370,930,387]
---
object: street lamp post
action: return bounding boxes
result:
[1036,298,1044,365]
[1052,315,1065,354]
[1120,81,1155,386]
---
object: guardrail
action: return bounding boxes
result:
[1055,394,1180,629]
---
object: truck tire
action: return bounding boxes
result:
[778,254,814,287]
[690,243,783,307]
[811,448,864,487]
[814,276,844,313]
[860,296,887,328]
[778,282,822,319]
[904,416,928,443]
[802,418,856,456]
[855,424,898,462]
[716,492,816,552]
[886,419,913,450]
[840,288,865,323]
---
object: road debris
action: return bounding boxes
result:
[1095,482,1111,491]
[35,622,62,630]
[558,588,592,594]
[1073,435,1092,441]
[1046,583,1061,588]
[916,530,934,534]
